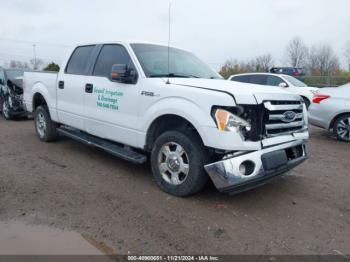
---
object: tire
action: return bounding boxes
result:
[302,97,310,109]
[151,130,209,197]
[34,105,58,142]
[1,97,13,120]
[333,114,350,142]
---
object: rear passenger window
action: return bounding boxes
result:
[231,75,251,83]
[66,45,95,75]
[93,45,133,78]
[249,75,267,85]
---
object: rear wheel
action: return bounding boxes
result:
[151,130,209,197]
[34,105,58,142]
[333,114,350,142]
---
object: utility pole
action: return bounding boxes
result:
[33,44,37,70]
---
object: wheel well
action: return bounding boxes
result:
[301,96,309,102]
[33,93,47,110]
[329,112,350,130]
[145,114,202,151]
[301,96,310,104]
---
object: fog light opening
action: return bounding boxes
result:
[239,161,255,176]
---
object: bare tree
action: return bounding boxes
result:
[285,37,309,67]
[219,54,274,78]
[307,45,340,76]
[254,54,274,72]
[9,60,31,69]
[9,60,17,68]
[344,41,350,71]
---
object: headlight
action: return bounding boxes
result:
[214,109,251,132]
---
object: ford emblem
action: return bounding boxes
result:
[282,111,296,123]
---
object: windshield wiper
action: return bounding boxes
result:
[149,73,199,78]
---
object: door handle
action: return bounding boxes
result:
[85,83,93,93]
[58,81,64,89]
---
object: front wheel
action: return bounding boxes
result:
[34,105,58,142]
[333,114,350,142]
[1,97,13,120]
[151,130,209,197]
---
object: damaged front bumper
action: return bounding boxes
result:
[205,140,307,194]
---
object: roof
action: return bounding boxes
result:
[73,40,181,49]
[230,72,291,78]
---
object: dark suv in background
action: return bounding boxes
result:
[0,67,27,120]
[270,67,305,79]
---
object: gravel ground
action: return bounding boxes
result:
[0,117,349,255]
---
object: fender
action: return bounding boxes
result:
[31,82,58,122]
[138,96,217,148]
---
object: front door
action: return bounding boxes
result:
[84,44,140,147]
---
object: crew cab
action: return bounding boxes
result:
[23,41,309,196]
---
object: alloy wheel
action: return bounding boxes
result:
[158,142,190,185]
[36,112,47,138]
[336,117,350,141]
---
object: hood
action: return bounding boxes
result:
[167,78,301,104]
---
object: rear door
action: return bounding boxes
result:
[83,44,140,146]
[57,45,96,130]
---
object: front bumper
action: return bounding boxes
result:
[8,95,26,115]
[205,140,307,194]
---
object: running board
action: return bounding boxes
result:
[57,127,147,164]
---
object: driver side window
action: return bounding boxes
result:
[267,75,287,87]
[93,44,135,78]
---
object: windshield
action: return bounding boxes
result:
[131,44,221,79]
[283,75,307,87]
[6,69,24,80]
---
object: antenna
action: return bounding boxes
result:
[166,1,172,84]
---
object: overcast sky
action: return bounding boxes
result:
[0,0,349,69]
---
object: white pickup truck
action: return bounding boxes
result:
[23,41,309,196]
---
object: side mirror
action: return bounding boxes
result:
[278,82,288,88]
[110,64,137,84]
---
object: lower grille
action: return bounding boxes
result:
[264,100,305,136]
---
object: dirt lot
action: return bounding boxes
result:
[0,117,349,255]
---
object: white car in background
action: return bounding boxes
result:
[228,73,318,108]
[309,83,350,142]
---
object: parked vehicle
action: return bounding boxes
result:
[0,67,26,120]
[308,83,350,142]
[270,67,305,78]
[24,42,309,196]
[228,73,318,108]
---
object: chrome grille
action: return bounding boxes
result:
[264,101,305,136]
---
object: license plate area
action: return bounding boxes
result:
[261,144,305,171]
[261,150,288,171]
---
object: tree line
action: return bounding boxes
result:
[220,37,350,79]
[6,59,60,72]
